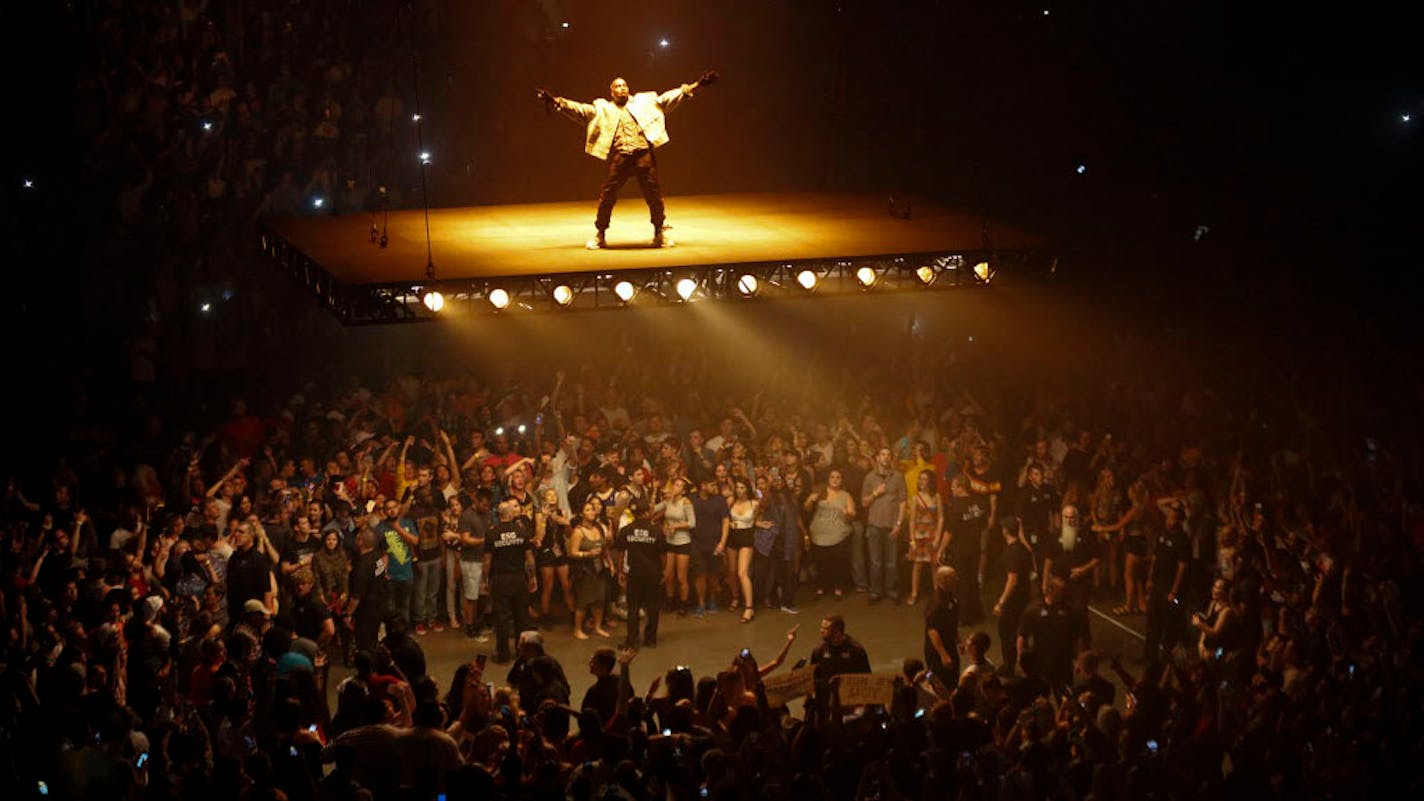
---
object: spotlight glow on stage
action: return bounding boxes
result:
[676,278,698,300]
[916,265,937,285]
[796,269,818,290]
[488,288,511,309]
[552,285,574,306]
[973,261,994,283]
[737,274,759,296]
[856,266,878,287]
[422,290,445,313]
[613,280,636,302]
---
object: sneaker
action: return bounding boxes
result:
[706,600,719,612]
[415,624,428,635]
[586,229,606,250]
[432,622,445,633]
[692,605,705,618]
[780,605,800,615]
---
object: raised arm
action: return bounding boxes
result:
[538,88,597,123]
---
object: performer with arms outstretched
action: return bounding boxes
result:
[537,70,718,249]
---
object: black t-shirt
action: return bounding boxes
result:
[1047,529,1098,583]
[810,635,872,697]
[280,533,320,571]
[946,496,988,556]
[1000,541,1034,607]
[1018,601,1081,680]
[290,591,333,642]
[616,518,666,579]
[409,487,447,561]
[1151,525,1190,585]
[226,546,273,612]
[458,508,490,560]
[1016,483,1060,535]
[924,592,960,671]
[690,495,729,551]
[484,519,534,576]
[349,550,388,613]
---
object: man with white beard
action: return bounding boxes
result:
[1042,504,1100,646]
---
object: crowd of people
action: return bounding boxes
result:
[3,332,1422,800]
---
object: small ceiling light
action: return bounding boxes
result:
[202,121,213,131]
[22,179,33,189]
[659,38,670,48]
[200,302,212,313]
[422,290,445,313]
[916,265,937,285]
[675,277,698,300]
[488,288,511,309]
[552,284,574,306]
[420,151,432,164]
[312,197,325,209]
[1076,164,1086,174]
[1404,113,1413,123]
[973,261,994,283]
[855,266,878,287]
[412,113,422,122]
[796,269,818,290]
[613,280,636,302]
[561,21,570,28]
[737,274,759,296]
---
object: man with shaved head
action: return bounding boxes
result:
[924,566,961,680]
[538,69,718,249]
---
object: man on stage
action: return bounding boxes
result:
[537,70,717,250]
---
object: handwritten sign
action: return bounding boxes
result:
[835,672,897,707]
[762,667,814,708]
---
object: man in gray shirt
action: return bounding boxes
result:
[861,447,907,604]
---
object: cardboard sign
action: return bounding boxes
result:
[836,672,897,707]
[763,667,814,708]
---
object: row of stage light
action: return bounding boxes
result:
[414,255,1001,315]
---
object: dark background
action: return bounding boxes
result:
[0,0,1420,421]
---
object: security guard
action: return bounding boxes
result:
[482,500,538,663]
[614,498,667,648]
[1145,499,1190,669]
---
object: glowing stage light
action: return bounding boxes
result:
[412,113,422,122]
[1404,113,1413,123]
[659,38,670,48]
[200,302,211,313]
[488,288,511,309]
[973,261,994,283]
[552,285,574,306]
[737,274,759,296]
[420,152,432,164]
[23,179,34,189]
[1076,164,1086,174]
[422,290,445,313]
[916,265,937,285]
[855,266,878,287]
[796,269,818,290]
[312,197,325,209]
[613,280,636,302]
[675,278,698,300]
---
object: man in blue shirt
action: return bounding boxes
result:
[374,499,417,624]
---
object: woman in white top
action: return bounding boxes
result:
[727,477,761,623]
[654,477,697,615]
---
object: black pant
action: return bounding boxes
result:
[1145,592,1185,669]
[815,540,851,593]
[998,601,1027,677]
[490,573,532,660]
[595,148,664,231]
[774,555,799,608]
[625,576,662,646]
[353,610,383,655]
